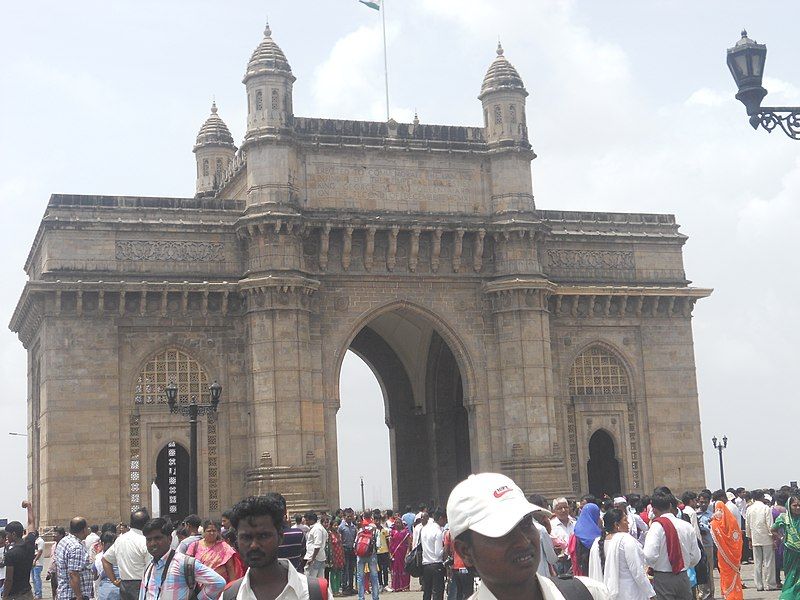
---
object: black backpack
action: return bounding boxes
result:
[549,575,593,600]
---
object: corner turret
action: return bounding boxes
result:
[193,102,236,197]
[479,42,529,147]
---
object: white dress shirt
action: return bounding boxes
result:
[304,522,328,562]
[643,513,701,572]
[682,505,702,541]
[468,572,609,600]
[103,528,150,580]
[744,500,775,546]
[236,559,335,600]
[549,516,575,550]
[420,521,444,565]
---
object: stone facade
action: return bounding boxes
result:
[10,25,710,528]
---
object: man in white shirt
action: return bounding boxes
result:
[303,513,328,580]
[420,510,446,600]
[549,498,575,576]
[31,533,45,599]
[448,473,608,600]
[228,493,334,600]
[85,526,100,552]
[744,489,776,591]
[101,508,150,600]
[412,512,429,549]
[643,492,700,600]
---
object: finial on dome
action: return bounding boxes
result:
[741,29,747,38]
[413,110,419,125]
[497,40,504,56]
[210,100,218,114]
[264,19,272,38]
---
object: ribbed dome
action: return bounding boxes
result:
[195,102,236,149]
[243,22,295,83]
[479,42,527,99]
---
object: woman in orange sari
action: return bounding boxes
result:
[710,500,743,600]
[187,519,240,583]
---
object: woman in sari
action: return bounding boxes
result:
[388,517,411,592]
[588,509,654,600]
[187,519,239,583]
[772,495,800,599]
[569,502,602,576]
[710,500,743,600]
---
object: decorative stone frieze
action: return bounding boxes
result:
[115,241,225,262]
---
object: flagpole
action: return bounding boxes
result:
[381,0,390,121]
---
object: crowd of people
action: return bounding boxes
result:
[0,479,798,600]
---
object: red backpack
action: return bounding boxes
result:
[355,526,376,557]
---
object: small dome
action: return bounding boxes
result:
[243,22,295,83]
[195,102,236,149]
[479,42,527,99]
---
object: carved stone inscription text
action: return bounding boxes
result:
[307,162,478,211]
[116,241,224,262]
[547,249,634,270]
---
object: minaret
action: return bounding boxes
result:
[479,42,535,216]
[243,21,295,138]
[479,41,530,146]
[241,21,297,208]
[193,102,236,197]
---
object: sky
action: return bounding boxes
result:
[1,0,799,521]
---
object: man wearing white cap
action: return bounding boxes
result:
[448,473,609,600]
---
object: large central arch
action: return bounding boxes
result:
[333,304,474,509]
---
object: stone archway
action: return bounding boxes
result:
[338,307,472,509]
[587,430,621,497]
[155,441,191,521]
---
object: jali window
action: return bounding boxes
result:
[134,348,211,405]
[568,346,629,396]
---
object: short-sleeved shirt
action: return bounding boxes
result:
[4,536,37,595]
[338,521,357,549]
[34,537,46,567]
[56,534,93,600]
[304,523,328,562]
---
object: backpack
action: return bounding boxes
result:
[549,575,593,600]
[354,527,376,558]
[183,556,199,600]
[223,575,327,600]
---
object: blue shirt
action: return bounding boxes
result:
[338,521,357,549]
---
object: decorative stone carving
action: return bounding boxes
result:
[116,241,224,262]
[547,249,634,270]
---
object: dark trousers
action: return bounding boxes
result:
[652,570,693,600]
[49,577,58,600]
[451,570,475,600]
[120,579,142,600]
[422,563,445,600]
[377,553,391,587]
[343,547,356,592]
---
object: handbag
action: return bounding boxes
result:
[404,543,423,577]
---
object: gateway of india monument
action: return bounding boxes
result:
[10,22,711,527]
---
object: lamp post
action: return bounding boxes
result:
[727,30,800,139]
[712,435,728,491]
[165,380,222,514]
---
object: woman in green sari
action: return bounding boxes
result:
[772,495,800,599]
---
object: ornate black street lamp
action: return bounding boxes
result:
[712,435,728,491]
[727,30,800,139]
[165,380,222,514]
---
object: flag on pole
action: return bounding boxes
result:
[359,0,381,10]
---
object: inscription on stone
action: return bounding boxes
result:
[307,162,478,210]
[546,249,634,270]
[116,241,224,262]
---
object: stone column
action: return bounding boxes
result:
[242,282,325,510]
[486,282,560,493]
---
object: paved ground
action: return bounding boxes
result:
[38,560,784,599]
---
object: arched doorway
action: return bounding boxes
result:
[155,441,191,521]
[587,430,621,497]
[337,307,472,509]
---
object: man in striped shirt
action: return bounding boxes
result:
[138,518,224,600]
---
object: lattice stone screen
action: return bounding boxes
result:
[134,348,211,405]
[568,346,630,396]
[130,348,218,513]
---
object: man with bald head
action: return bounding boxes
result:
[55,517,92,600]
[102,508,150,600]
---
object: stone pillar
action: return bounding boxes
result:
[484,276,558,494]
[242,282,326,510]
